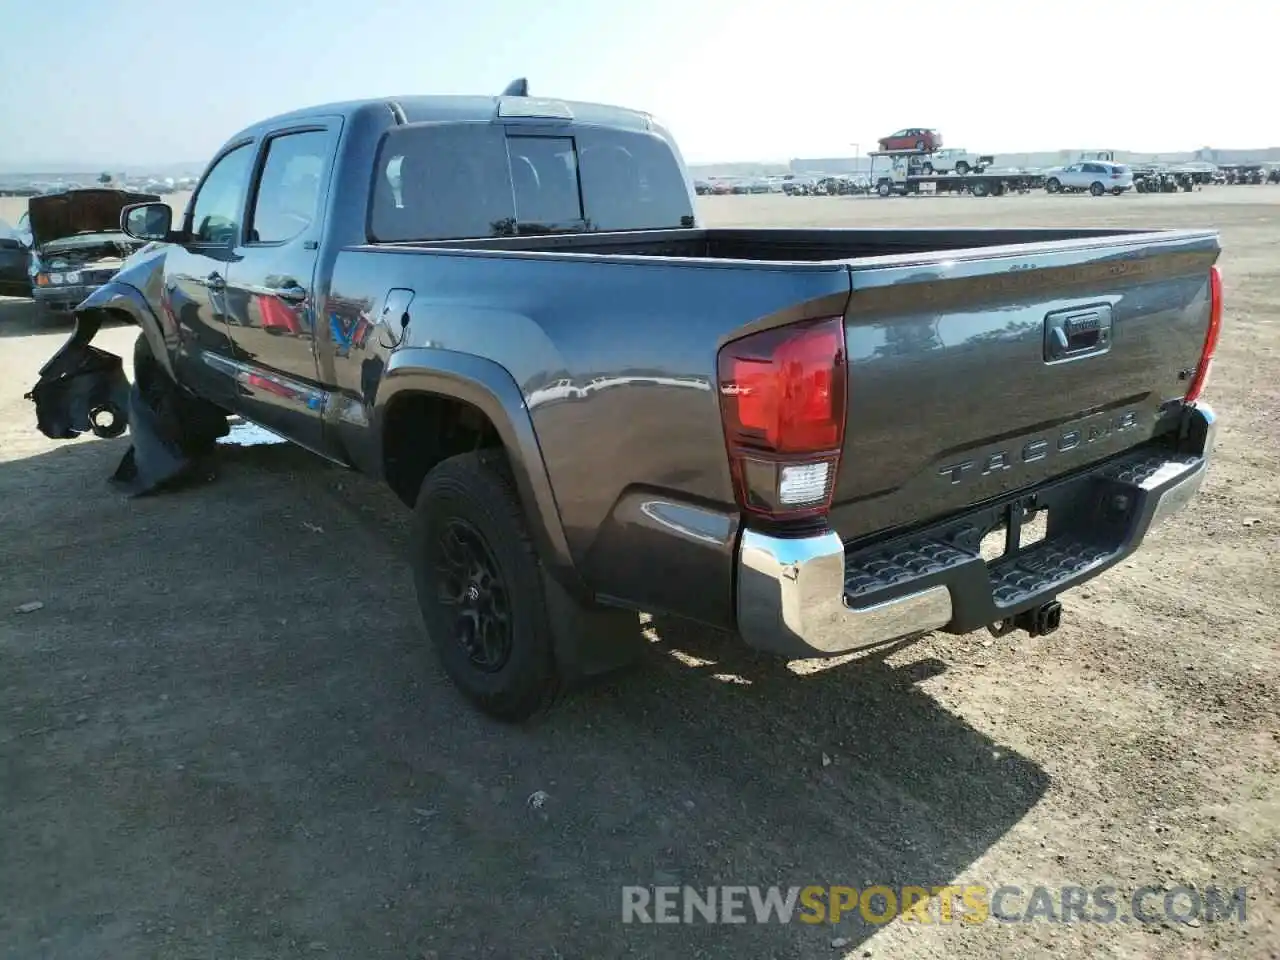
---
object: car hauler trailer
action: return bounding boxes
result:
[868,152,1043,197]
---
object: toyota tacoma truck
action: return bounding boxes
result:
[27,81,1224,721]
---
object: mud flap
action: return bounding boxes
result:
[108,383,200,496]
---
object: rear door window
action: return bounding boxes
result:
[247,129,334,244]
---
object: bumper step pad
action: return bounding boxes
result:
[841,445,1206,633]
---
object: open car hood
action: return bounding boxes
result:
[27,189,160,249]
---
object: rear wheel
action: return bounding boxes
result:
[971,180,990,197]
[955,161,970,175]
[1046,177,1061,193]
[411,450,562,722]
[1090,181,1105,197]
[131,333,228,454]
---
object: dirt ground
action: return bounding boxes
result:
[1,189,1277,960]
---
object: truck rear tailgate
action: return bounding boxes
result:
[829,231,1220,543]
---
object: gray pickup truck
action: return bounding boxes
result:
[29,81,1223,721]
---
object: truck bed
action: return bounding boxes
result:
[389,225,1152,262]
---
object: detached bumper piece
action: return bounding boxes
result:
[738,404,1216,658]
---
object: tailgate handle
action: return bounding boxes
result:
[1044,305,1112,363]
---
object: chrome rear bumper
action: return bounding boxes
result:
[736,403,1216,658]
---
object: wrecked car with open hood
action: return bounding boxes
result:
[27,188,158,316]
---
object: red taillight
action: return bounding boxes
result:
[1185,265,1223,403]
[717,317,847,518]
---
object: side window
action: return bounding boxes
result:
[507,136,582,226]
[248,129,333,244]
[189,143,254,244]
[368,123,514,242]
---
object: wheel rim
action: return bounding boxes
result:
[434,518,512,672]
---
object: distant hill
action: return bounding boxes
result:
[687,161,792,179]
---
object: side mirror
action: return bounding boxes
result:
[121,202,176,242]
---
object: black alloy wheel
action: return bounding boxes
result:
[435,517,512,672]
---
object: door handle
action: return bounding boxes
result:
[273,284,308,304]
[206,271,225,291]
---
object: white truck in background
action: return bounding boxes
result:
[923,148,995,175]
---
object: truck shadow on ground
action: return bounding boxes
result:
[1,438,1050,959]
[0,296,135,339]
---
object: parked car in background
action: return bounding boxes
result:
[0,218,32,298]
[1044,162,1134,196]
[877,128,942,153]
[27,188,159,317]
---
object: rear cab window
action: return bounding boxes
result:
[368,121,694,242]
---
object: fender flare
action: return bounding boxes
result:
[72,280,172,380]
[373,347,578,586]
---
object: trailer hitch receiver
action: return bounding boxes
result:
[987,600,1063,639]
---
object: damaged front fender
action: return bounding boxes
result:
[25,306,130,440]
[24,278,171,442]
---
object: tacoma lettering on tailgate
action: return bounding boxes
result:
[938,411,1141,486]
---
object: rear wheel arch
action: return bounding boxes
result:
[381,390,504,506]
[374,353,576,581]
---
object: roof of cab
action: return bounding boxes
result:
[231,94,654,140]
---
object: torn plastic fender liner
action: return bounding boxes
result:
[25,306,200,496]
[25,310,130,440]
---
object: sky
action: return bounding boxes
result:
[0,0,1275,169]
